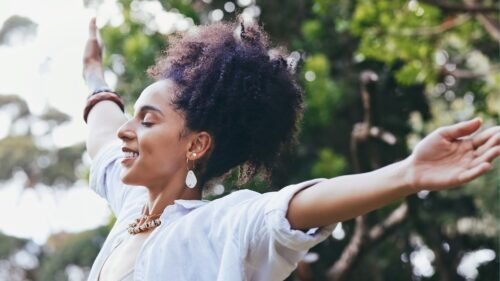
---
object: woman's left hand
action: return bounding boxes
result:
[407,118,500,191]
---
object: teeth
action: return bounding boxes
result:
[124,151,139,159]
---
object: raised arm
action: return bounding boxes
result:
[287,118,500,230]
[83,18,127,159]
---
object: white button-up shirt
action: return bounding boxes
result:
[87,142,335,281]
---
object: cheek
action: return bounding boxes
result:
[139,131,185,172]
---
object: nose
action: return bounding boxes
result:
[117,119,136,141]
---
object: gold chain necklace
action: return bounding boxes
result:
[127,206,162,235]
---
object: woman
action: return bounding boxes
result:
[82,17,500,281]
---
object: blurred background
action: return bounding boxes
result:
[0,0,498,280]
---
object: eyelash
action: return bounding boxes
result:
[141,122,154,127]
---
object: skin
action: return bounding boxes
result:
[84,18,211,214]
[83,17,500,279]
[84,19,211,281]
[84,18,500,229]
[116,80,211,212]
[287,119,500,229]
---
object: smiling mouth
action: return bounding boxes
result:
[123,151,139,159]
[121,146,139,166]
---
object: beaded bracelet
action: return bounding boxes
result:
[83,91,125,123]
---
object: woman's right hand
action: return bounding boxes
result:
[82,17,106,89]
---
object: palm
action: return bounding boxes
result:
[409,119,500,191]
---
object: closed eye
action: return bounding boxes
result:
[141,122,154,127]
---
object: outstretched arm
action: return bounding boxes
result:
[83,18,127,159]
[287,118,500,230]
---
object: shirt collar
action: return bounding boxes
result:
[173,199,209,210]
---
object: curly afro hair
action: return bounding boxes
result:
[148,19,304,188]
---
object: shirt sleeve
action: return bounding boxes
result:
[89,141,135,216]
[239,178,336,280]
[262,178,337,252]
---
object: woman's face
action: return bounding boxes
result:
[117,80,191,189]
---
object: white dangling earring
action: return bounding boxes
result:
[185,153,197,189]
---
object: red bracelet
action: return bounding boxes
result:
[83,92,125,123]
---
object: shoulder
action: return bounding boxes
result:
[216,189,261,204]
[201,178,327,212]
[194,189,261,216]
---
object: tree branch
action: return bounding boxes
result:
[443,68,483,79]
[327,203,409,281]
[476,13,500,42]
[397,15,470,36]
[327,216,366,281]
[420,0,499,13]
[463,0,500,41]
[326,71,407,281]
[368,203,408,241]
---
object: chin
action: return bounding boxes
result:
[120,168,141,186]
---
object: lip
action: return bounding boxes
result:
[121,156,136,167]
[122,146,139,153]
[121,146,139,167]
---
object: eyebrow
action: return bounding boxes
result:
[135,105,165,116]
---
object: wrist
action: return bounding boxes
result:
[83,62,104,77]
[83,71,108,92]
[372,156,417,199]
[400,155,419,193]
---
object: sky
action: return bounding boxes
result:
[0,0,113,244]
[0,0,94,146]
[0,0,494,277]
[0,0,219,245]
[0,0,198,243]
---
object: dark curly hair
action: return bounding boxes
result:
[148,19,304,188]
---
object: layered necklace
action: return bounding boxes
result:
[127,205,162,235]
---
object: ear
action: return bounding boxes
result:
[186,131,212,161]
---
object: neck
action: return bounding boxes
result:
[145,174,202,215]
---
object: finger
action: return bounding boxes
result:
[89,17,97,39]
[459,162,492,183]
[474,131,500,155]
[439,118,482,140]
[470,145,500,167]
[472,126,500,148]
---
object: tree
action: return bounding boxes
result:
[0,95,86,188]
[0,15,38,46]
[4,0,500,280]
[34,0,498,280]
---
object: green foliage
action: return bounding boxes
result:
[0,232,28,260]
[0,94,30,120]
[100,2,167,103]
[0,95,85,187]
[159,0,199,23]
[4,0,496,280]
[311,148,346,178]
[40,143,86,186]
[39,107,70,126]
[301,19,323,42]
[0,15,38,46]
[36,226,110,281]
[302,54,343,128]
[349,0,442,85]
[0,136,41,181]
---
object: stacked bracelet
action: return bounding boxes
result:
[83,90,125,123]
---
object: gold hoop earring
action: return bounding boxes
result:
[185,153,197,188]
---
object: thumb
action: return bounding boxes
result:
[439,118,482,140]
